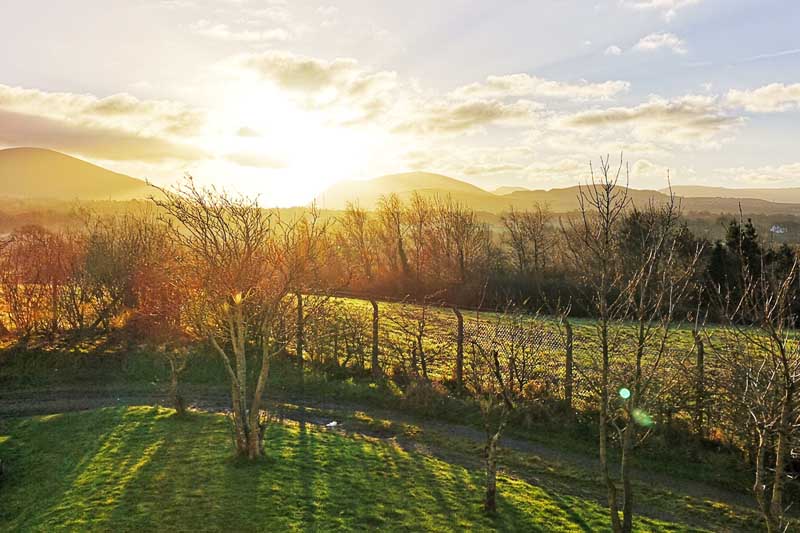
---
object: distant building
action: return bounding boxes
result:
[770,225,787,234]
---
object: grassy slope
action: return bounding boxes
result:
[0,406,708,533]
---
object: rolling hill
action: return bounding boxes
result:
[318,172,800,216]
[2,148,799,218]
[315,171,499,210]
[0,147,152,200]
[665,185,800,205]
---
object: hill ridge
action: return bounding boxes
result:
[0,147,151,201]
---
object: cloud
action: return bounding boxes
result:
[620,0,702,21]
[605,45,623,56]
[236,126,261,137]
[740,48,800,63]
[190,20,291,42]
[316,5,338,16]
[633,32,687,54]
[393,99,541,135]
[239,50,398,123]
[0,85,207,161]
[0,84,206,136]
[224,151,286,168]
[241,51,395,95]
[715,163,800,186]
[451,73,630,101]
[560,95,741,146]
[461,163,526,176]
[725,83,800,112]
[0,109,204,162]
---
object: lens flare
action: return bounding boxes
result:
[619,388,631,399]
[632,409,654,427]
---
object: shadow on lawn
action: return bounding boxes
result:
[0,406,703,532]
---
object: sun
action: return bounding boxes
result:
[194,79,394,206]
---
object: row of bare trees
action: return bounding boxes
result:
[0,212,169,338]
[338,193,492,297]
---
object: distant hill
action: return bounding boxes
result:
[318,171,800,216]
[0,147,152,200]
[665,185,800,205]
[316,172,500,210]
[494,186,529,195]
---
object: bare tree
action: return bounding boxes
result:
[405,192,434,289]
[712,251,800,532]
[465,303,549,514]
[561,155,631,533]
[337,202,376,283]
[501,204,553,277]
[152,178,292,459]
[614,196,700,532]
[385,297,444,381]
[277,205,336,369]
[376,194,410,279]
[433,196,490,286]
[561,156,699,532]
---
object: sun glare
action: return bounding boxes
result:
[197,80,391,205]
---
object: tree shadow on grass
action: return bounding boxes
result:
[0,406,155,530]
[1,407,706,532]
[297,408,322,527]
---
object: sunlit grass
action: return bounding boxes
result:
[0,406,718,532]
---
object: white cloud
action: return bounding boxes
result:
[605,45,623,56]
[741,48,800,63]
[620,0,702,21]
[239,51,399,124]
[714,163,800,186]
[726,83,800,112]
[190,20,291,42]
[316,5,338,16]
[451,73,630,101]
[634,32,687,54]
[0,84,207,162]
[394,99,541,135]
[0,84,205,136]
[560,94,741,147]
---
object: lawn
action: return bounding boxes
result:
[0,406,712,532]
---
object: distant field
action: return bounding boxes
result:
[323,296,702,375]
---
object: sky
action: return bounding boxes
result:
[1,0,799,206]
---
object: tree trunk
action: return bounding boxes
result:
[50,279,59,335]
[753,432,776,533]
[371,299,381,378]
[168,356,186,416]
[620,416,635,533]
[600,322,623,533]
[418,338,428,380]
[452,306,464,390]
[484,431,500,514]
[769,387,793,529]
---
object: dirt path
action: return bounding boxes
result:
[0,387,753,525]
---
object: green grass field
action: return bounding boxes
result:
[1,405,739,532]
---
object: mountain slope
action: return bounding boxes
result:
[316,171,500,210]
[665,185,800,205]
[318,171,800,215]
[494,186,530,195]
[0,147,152,200]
